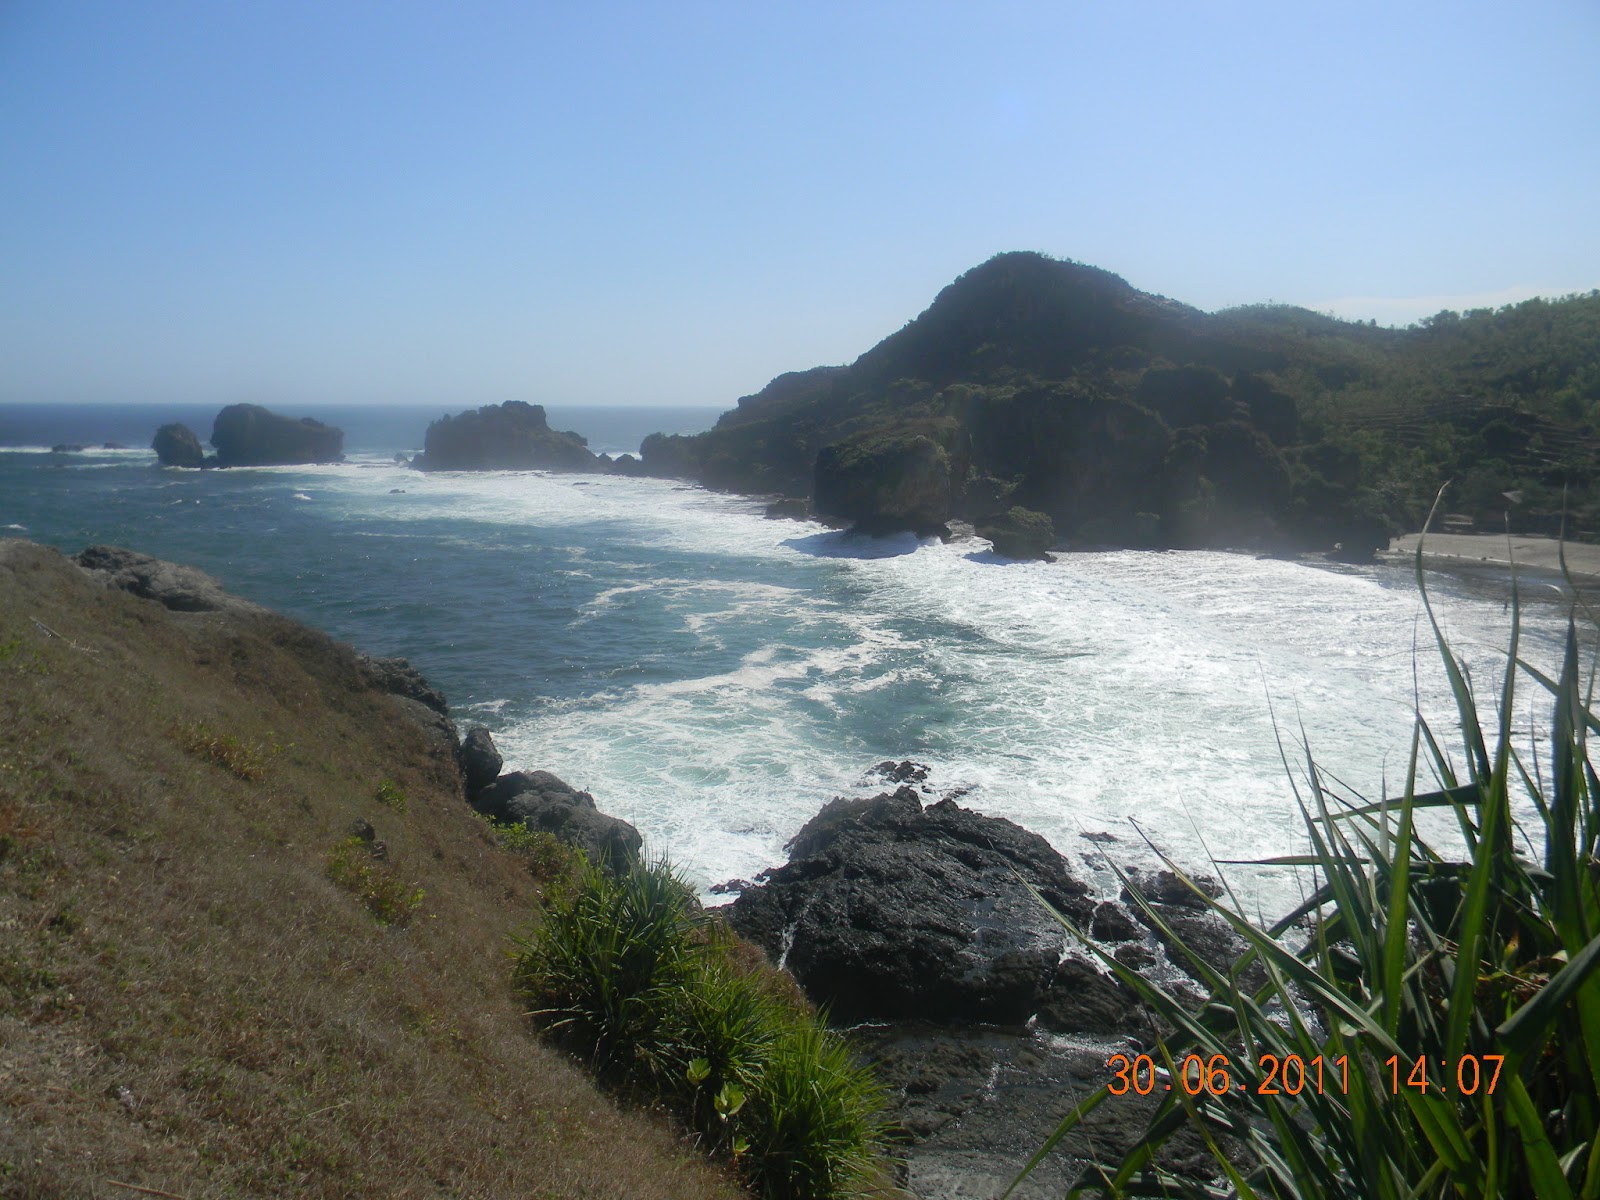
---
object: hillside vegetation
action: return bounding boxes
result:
[641,252,1600,552]
[0,539,742,1199]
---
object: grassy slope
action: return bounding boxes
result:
[0,539,742,1200]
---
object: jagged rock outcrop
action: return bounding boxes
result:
[813,432,955,536]
[152,424,206,468]
[459,726,503,795]
[472,769,642,871]
[729,787,1094,1023]
[411,401,599,472]
[73,545,262,615]
[357,655,450,717]
[975,506,1055,559]
[210,404,344,466]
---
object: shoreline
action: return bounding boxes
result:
[1375,533,1600,604]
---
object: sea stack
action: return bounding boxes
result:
[210,404,344,466]
[410,401,599,472]
[152,423,206,468]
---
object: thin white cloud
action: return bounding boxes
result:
[1303,282,1600,328]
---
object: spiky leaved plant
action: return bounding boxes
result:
[1011,511,1600,1199]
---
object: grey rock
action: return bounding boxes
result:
[358,655,449,715]
[458,726,503,795]
[411,401,598,472]
[1090,901,1139,942]
[73,545,260,615]
[1034,957,1143,1036]
[474,770,641,871]
[391,695,461,761]
[729,787,1092,1024]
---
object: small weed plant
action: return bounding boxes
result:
[1012,521,1600,1198]
[325,836,424,927]
[171,722,268,781]
[374,779,407,811]
[478,814,579,882]
[515,857,888,1199]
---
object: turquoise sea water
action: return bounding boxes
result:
[1,403,1585,912]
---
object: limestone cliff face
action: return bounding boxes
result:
[411,401,598,472]
[211,403,345,466]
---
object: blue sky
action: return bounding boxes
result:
[2,1,1597,407]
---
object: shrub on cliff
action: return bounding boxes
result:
[516,857,889,1198]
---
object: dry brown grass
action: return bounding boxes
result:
[0,539,745,1200]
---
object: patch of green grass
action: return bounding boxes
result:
[478,814,581,882]
[515,857,888,1198]
[373,779,407,811]
[171,722,269,781]
[324,836,424,927]
[1013,517,1600,1198]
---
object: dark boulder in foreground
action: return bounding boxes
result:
[472,769,642,871]
[211,404,344,466]
[152,423,206,468]
[729,787,1094,1023]
[411,401,599,472]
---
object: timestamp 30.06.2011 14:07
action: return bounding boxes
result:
[1106,1052,1506,1098]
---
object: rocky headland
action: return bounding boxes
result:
[626,251,1600,558]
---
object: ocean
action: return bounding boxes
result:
[1,402,1585,916]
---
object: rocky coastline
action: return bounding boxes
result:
[32,537,1256,1194]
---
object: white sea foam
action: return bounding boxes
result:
[304,464,1579,913]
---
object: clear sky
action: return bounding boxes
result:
[3,1,1597,408]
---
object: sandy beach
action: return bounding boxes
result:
[1382,532,1600,587]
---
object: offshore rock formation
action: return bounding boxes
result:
[211,404,345,466]
[152,422,206,468]
[411,401,599,472]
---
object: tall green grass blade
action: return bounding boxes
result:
[1506,1073,1576,1200]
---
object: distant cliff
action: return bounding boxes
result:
[639,252,1600,555]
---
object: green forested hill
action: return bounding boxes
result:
[641,252,1600,553]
